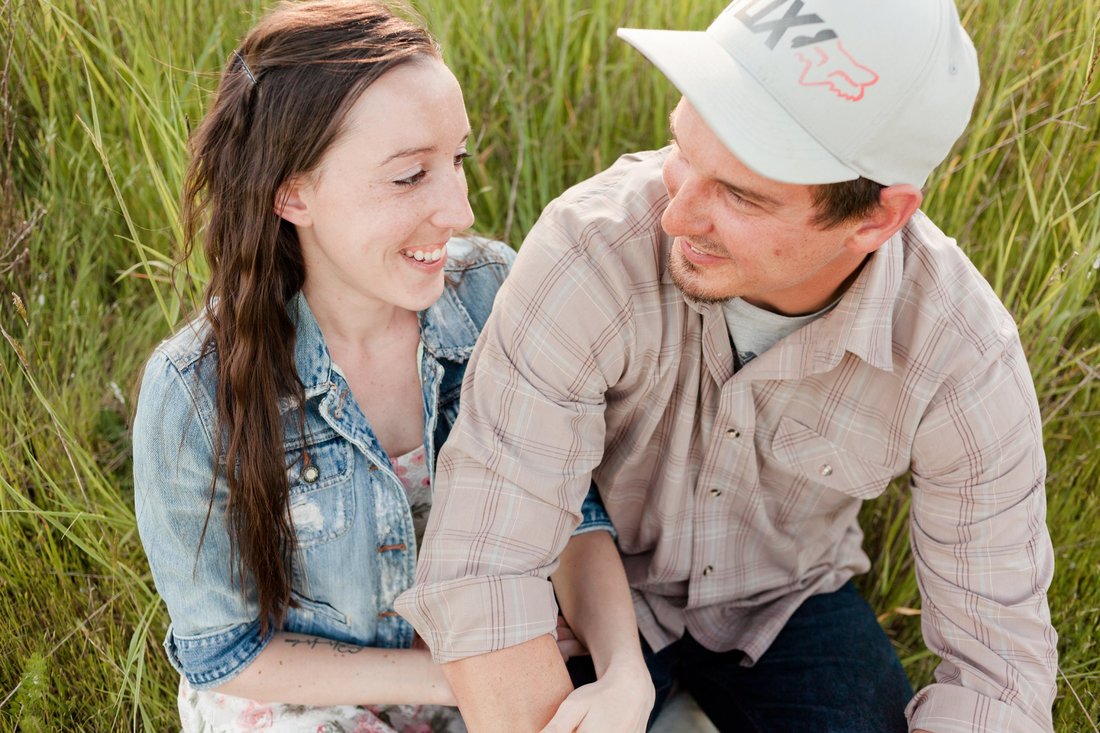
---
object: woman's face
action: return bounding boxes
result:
[282,57,474,315]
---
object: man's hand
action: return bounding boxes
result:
[539,661,655,733]
[555,614,589,660]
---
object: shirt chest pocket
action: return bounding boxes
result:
[286,436,355,548]
[771,416,896,500]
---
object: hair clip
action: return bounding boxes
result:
[234,50,258,86]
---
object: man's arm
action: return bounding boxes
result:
[906,336,1057,733]
[441,635,572,732]
[394,190,638,713]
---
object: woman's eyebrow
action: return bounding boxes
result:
[381,131,471,166]
[381,145,436,166]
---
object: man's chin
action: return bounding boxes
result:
[668,253,733,305]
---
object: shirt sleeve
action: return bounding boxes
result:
[132,351,273,689]
[395,200,633,662]
[905,333,1057,733]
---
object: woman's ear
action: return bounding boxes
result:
[845,184,923,255]
[275,176,312,227]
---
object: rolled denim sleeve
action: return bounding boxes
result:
[573,482,616,539]
[132,349,271,689]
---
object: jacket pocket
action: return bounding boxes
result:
[285,590,358,642]
[771,416,895,500]
[286,436,355,547]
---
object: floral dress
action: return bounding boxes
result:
[178,676,465,733]
[177,445,464,733]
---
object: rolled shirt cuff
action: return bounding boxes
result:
[395,574,559,663]
[906,682,1052,733]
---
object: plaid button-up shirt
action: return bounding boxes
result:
[396,149,1057,733]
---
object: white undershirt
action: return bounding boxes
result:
[722,297,839,370]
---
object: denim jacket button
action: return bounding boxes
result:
[302,465,320,484]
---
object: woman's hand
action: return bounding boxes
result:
[538,660,655,733]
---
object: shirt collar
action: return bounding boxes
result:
[663,221,903,376]
[289,292,334,398]
[811,227,903,373]
[418,283,481,362]
[289,283,482,397]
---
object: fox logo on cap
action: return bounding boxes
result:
[731,0,879,102]
[796,41,879,101]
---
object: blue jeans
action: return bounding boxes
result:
[566,581,913,732]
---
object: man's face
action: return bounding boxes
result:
[661,99,869,315]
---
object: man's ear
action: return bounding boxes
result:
[275,176,312,227]
[846,184,923,255]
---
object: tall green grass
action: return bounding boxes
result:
[2,0,1098,729]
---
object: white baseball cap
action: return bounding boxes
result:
[618,0,980,187]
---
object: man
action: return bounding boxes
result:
[395,1,1058,731]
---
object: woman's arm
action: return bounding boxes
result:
[215,631,455,706]
[543,530,655,733]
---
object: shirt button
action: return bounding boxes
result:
[819,464,834,477]
[708,489,722,498]
[725,428,741,438]
[702,565,714,576]
[368,464,380,472]
[302,465,320,483]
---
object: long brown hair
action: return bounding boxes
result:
[179,0,439,634]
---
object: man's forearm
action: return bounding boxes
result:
[442,634,572,732]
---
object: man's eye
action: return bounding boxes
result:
[724,186,753,207]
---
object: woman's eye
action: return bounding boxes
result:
[454,152,471,168]
[395,170,427,187]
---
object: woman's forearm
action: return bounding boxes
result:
[546,530,655,732]
[213,631,455,706]
[552,530,645,676]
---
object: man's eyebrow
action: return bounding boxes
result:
[669,111,781,208]
[720,180,782,208]
[380,131,472,167]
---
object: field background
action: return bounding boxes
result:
[2,0,1098,730]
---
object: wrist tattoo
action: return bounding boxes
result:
[283,635,364,655]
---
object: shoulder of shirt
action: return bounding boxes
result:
[897,210,1022,358]
[516,149,671,289]
[543,148,670,223]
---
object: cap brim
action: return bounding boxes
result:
[617,27,858,185]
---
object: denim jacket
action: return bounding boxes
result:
[133,237,612,689]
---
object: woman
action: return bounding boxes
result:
[131,2,615,730]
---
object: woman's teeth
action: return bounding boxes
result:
[401,247,445,262]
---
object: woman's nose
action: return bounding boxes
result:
[432,167,475,232]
